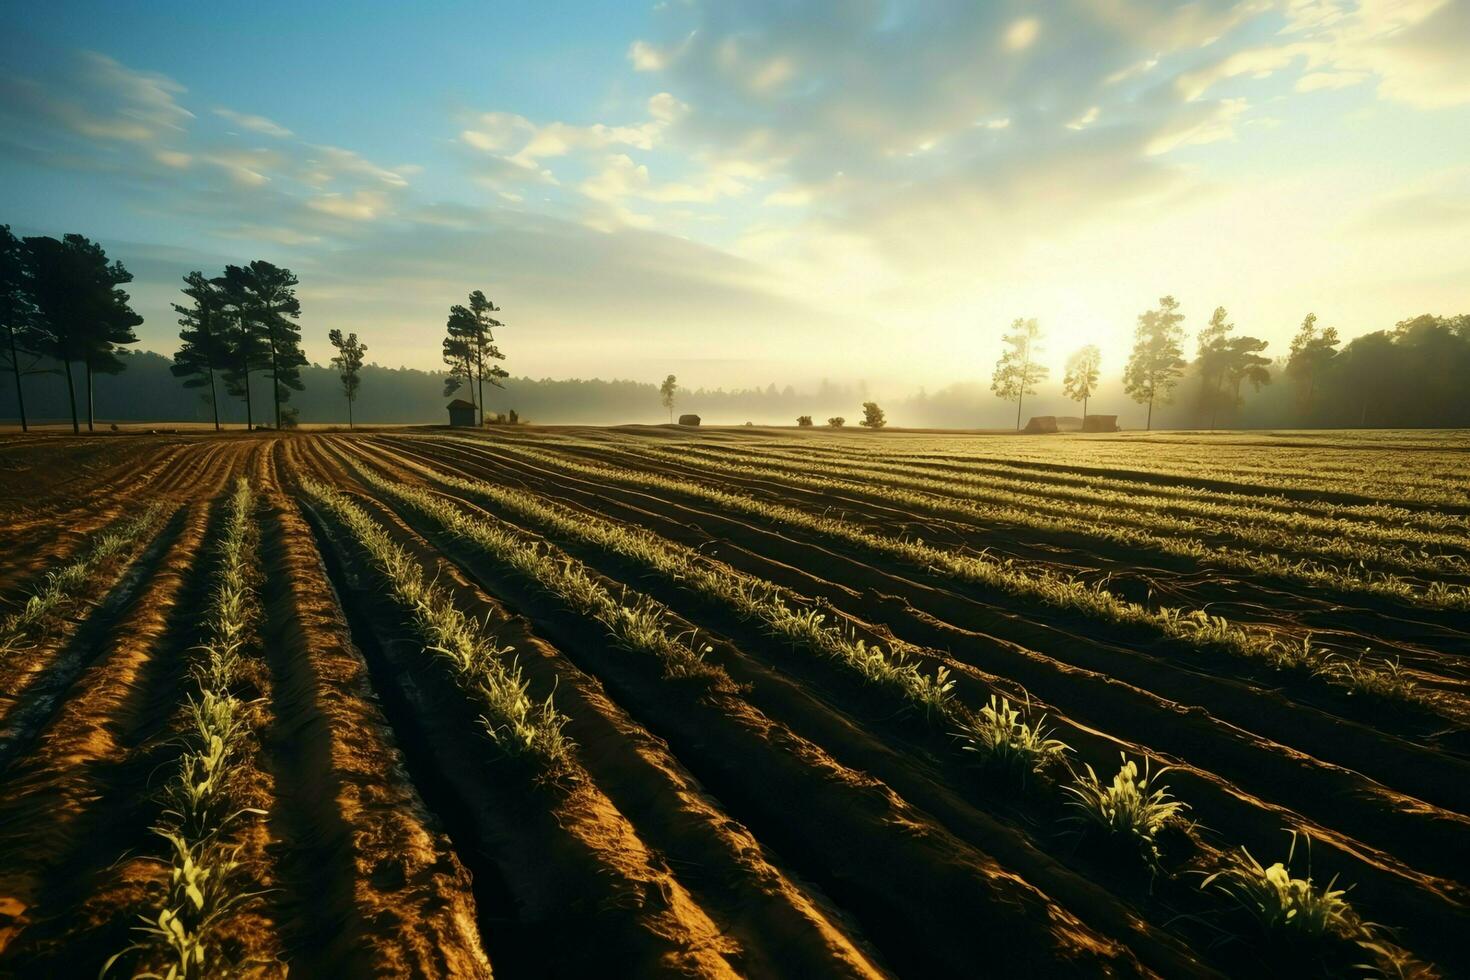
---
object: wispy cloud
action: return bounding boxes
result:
[213,107,293,138]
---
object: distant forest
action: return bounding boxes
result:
[0,349,889,427]
[4,229,1467,430]
[3,311,1468,430]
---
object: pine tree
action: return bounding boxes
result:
[1195,306,1234,430]
[445,291,508,424]
[233,262,304,429]
[23,234,142,434]
[1287,313,1340,418]
[0,226,42,432]
[1222,336,1272,416]
[1123,296,1186,430]
[215,269,262,429]
[170,272,231,431]
[442,332,476,414]
[328,328,368,428]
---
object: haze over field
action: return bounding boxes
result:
[3,0,1468,393]
[7,5,1470,976]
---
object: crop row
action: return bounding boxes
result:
[702,441,1470,557]
[336,465,718,684]
[356,449,1423,976]
[360,449,957,720]
[108,480,273,977]
[301,478,571,766]
[765,440,1470,531]
[0,503,167,659]
[301,473,776,978]
[619,442,1470,609]
[451,437,1421,706]
[842,440,1470,509]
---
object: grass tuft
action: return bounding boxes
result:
[1200,831,1424,974]
[1063,753,1187,865]
[956,695,1070,781]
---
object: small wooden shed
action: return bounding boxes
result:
[1081,414,1118,432]
[447,399,478,427]
[678,414,701,426]
[1022,415,1058,434]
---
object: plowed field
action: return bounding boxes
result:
[1,427,1466,977]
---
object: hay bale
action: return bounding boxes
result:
[678,414,701,426]
[1022,415,1058,434]
[1081,414,1118,433]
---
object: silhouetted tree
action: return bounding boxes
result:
[1124,296,1186,431]
[1329,331,1394,426]
[329,329,368,428]
[1287,313,1339,418]
[991,317,1048,431]
[1220,336,1271,422]
[827,416,845,428]
[797,415,813,427]
[214,271,261,429]
[82,295,141,431]
[442,332,476,415]
[23,234,141,434]
[0,226,42,432]
[1194,306,1234,430]
[1062,344,1101,420]
[859,401,886,428]
[660,374,678,422]
[170,272,230,432]
[220,261,304,429]
[445,291,507,424]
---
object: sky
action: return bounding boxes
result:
[1,0,1467,395]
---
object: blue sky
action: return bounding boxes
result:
[2,0,1468,391]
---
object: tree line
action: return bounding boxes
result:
[1,227,143,433]
[987,297,1470,431]
[5,226,1465,432]
[170,261,307,430]
[2,224,512,433]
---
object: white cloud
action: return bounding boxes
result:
[310,145,409,187]
[214,107,293,138]
[1106,57,1160,84]
[629,40,667,71]
[0,50,410,246]
[580,154,650,203]
[1004,18,1042,51]
[1146,98,1249,154]
[75,52,193,138]
[458,94,698,209]
[648,92,689,124]
[750,57,796,91]
[154,149,193,168]
[0,51,193,145]
[1067,106,1101,129]
[307,189,391,220]
[1175,43,1316,101]
[1184,0,1470,108]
